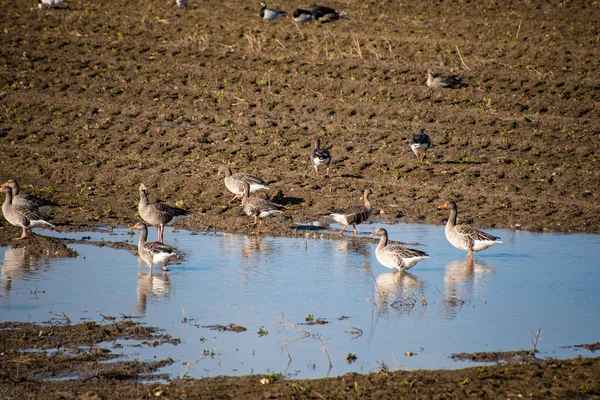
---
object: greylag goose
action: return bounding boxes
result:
[311,137,331,177]
[260,2,286,20]
[217,165,269,203]
[293,8,315,24]
[1,179,57,213]
[138,183,190,243]
[130,222,178,271]
[438,201,502,261]
[371,228,429,270]
[2,186,55,239]
[426,70,464,89]
[241,182,284,225]
[321,188,373,235]
[410,129,432,164]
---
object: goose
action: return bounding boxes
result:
[438,201,502,261]
[1,179,57,213]
[426,69,464,89]
[309,4,346,22]
[293,8,315,24]
[138,183,190,243]
[371,228,429,270]
[38,0,64,9]
[130,222,178,271]
[410,129,432,164]
[175,0,188,8]
[311,137,331,177]
[217,165,269,203]
[241,182,283,225]
[1,186,55,239]
[260,2,286,20]
[321,188,373,235]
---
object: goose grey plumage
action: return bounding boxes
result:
[438,201,502,261]
[241,182,283,225]
[321,188,373,235]
[1,179,57,213]
[138,183,190,243]
[426,69,465,89]
[2,186,55,239]
[410,129,432,164]
[371,228,429,270]
[260,2,286,20]
[217,165,269,203]
[311,137,331,177]
[130,222,178,271]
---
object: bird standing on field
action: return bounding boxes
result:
[1,186,55,239]
[410,129,432,164]
[241,182,284,226]
[217,165,270,203]
[311,137,332,177]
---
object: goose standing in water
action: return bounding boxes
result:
[438,201,502,261]
[217,165,269,203]
[138,183,190,243]
[130,222,178,271]
[426,69,464,89]
[2,179,57,213]
[241,182,283,226]
[260,2,286,20]
[371,228,429,270]
[410,129,432,164]
[321,189,373,235]
[311,137,331,177]
[1,186,55,239]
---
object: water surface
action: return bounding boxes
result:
[1,222,599,379]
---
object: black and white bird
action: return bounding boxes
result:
[175,0,188,9]
[311,137,331,177]
[426,69,465,89]
[321,189,373,235]
[310,4,347,22]
[410,129,432,164]
[38,0,64,9]
[260,2,286,20]
[292,9,315,24]
[130,222,178,271]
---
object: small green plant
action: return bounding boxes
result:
[305,314,314,323]
[353,381,360,392]
[460,377,470,385]
[290,383,305,391]
[103,203,114,216]
[199,336,207,342]
[267,372,280,383]
[402,380,414,388]
[346,353,357,363]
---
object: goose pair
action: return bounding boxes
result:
[426,70,465,89]
[1,186,55,239]
[321,189,373,235]
[130,222,177,271]
[2,178,57,213]
[293,5,347,24]
[138,183,191,243]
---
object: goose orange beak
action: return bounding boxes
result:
[438,203,447,210]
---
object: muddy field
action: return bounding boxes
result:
[1,0,599,397]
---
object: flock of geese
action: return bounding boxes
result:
[1,132,501,273]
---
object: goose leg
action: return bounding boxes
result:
[339,224,348,235]
[467,250,473,262]
[314,166,319,177]
[229,194,241,203]
[158,226,164,243]
[352,225,358,235]
[16,226,28,240]
[325,166,329,177]
[253,216,259,226]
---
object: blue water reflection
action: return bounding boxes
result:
[0,223,599,379]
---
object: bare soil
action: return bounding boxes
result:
[1,0,599,397]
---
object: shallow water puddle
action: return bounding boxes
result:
[1,223,599,379]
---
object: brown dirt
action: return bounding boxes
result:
[1,0,600,397]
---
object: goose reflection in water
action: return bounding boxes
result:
[374,270,424,315]
[136,269,171,315]
[442,259,494,316]
[1,247,49,294]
